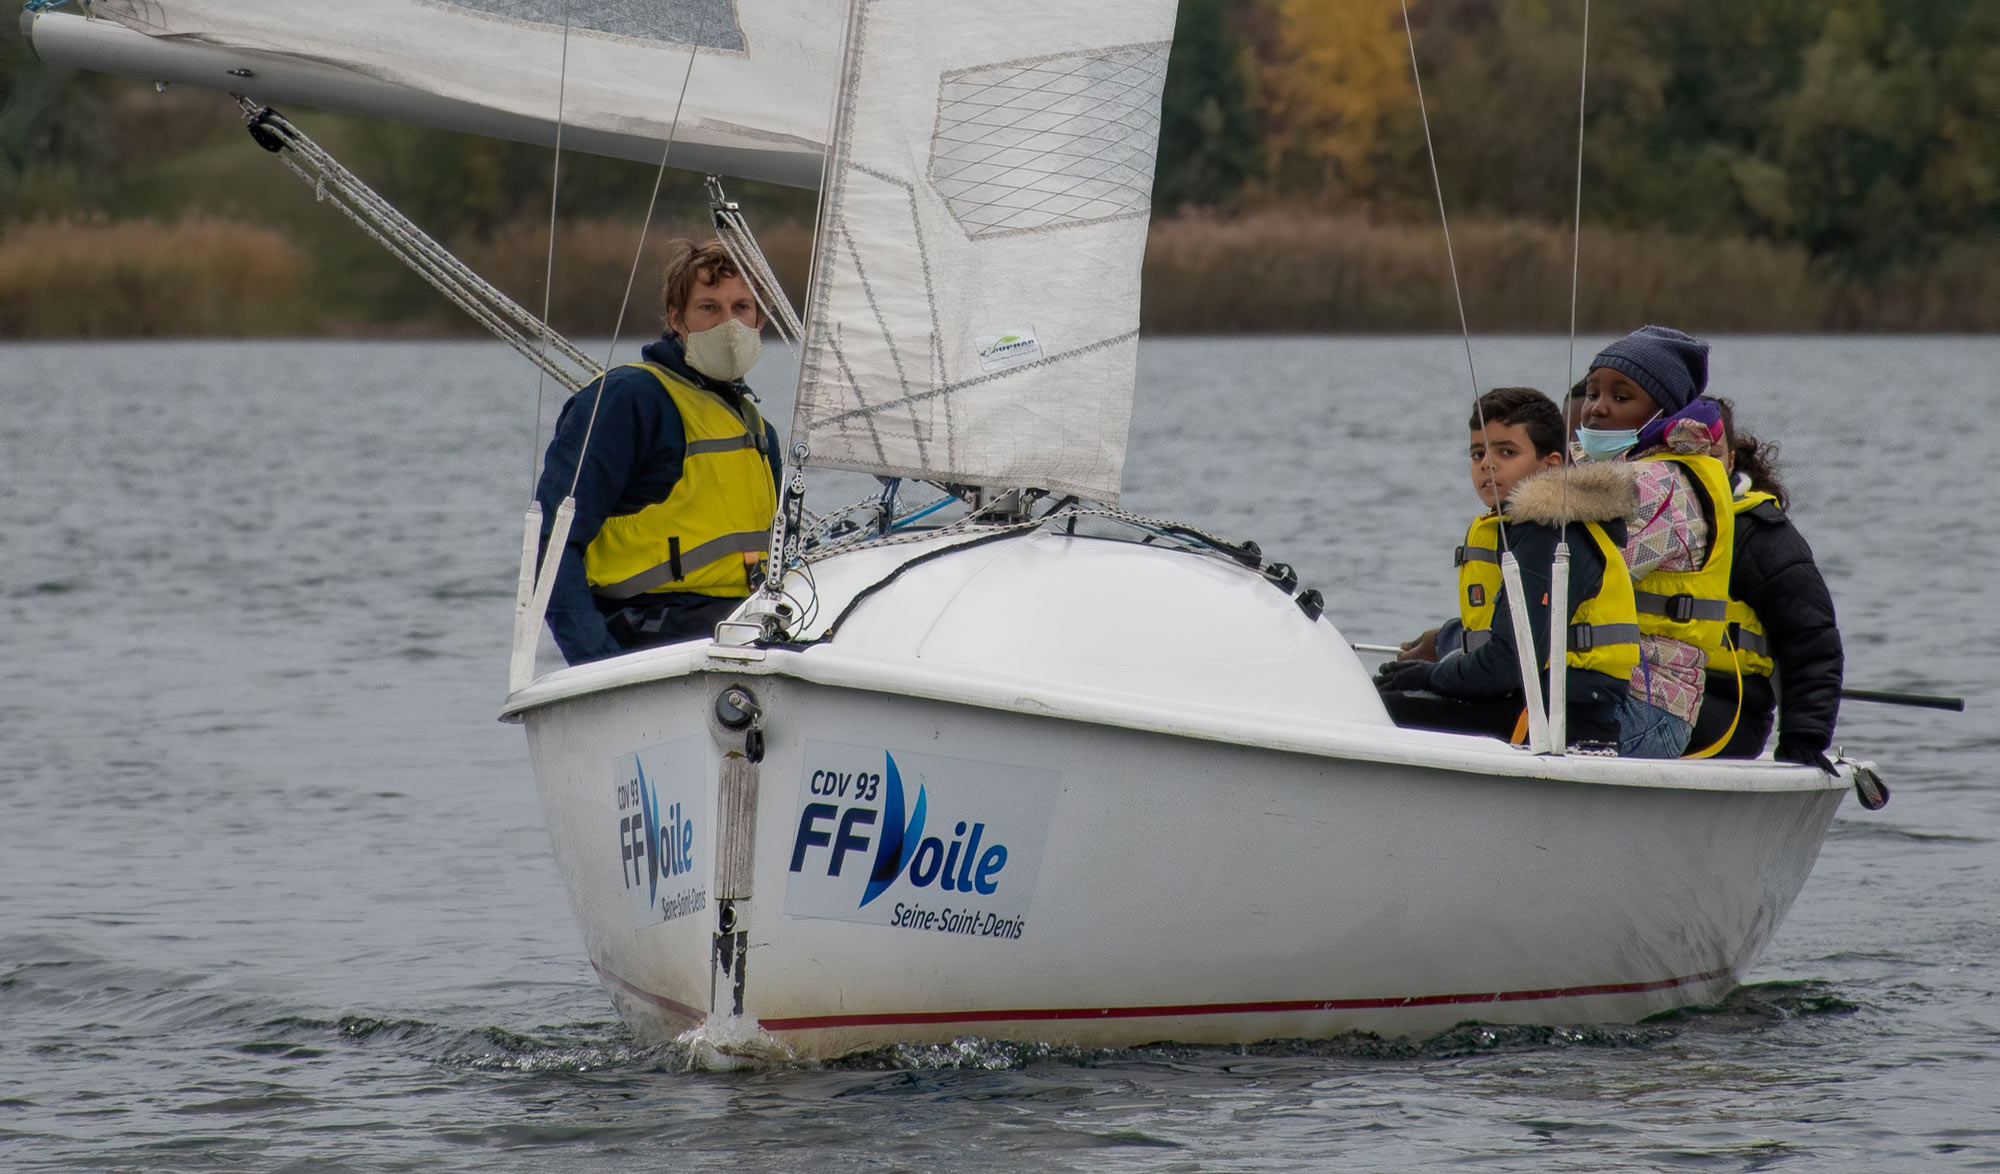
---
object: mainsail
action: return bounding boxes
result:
[792,0,1178,503]
[23,1,841,186]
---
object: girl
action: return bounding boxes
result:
[1578,326,1730,758]
[1688,399,1843,767]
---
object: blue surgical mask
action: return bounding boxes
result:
[1575,409,1662,462]
[1575,426,1640,461]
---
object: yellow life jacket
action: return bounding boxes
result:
[1629,452,1735,664]
[1718,490,1779,678]
[1455,514,1504,633]
[1455,513,1641,681]
[584,362,777,600]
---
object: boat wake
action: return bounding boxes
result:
[771,980,1863,1073]
[219,977,1856,1078]
[2,930,1857,1083]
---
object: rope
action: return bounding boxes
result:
[709,177,806,348]
[531,0,576,493]
[802,501,1256,570]
[800,505,1283,645]
[1565,0,1593,402]
[1559,0,1593,522]
[1397,1,1509,559]
[239,102,598,390]
[563,11,711,502]
[1396,5,1483,421]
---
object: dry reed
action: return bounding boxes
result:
[1,212,1988,338]
[0,218,311,337]
[456,218,815,339]
[1141,211,1996,334]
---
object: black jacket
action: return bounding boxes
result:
[1691,497,1843,757]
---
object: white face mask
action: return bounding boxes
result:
[682,318,762,383]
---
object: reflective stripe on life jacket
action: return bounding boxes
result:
[1716,489,1779,678]
[1630,452,1735,666]
[584,362,778,600]
[1455,514,1641,681]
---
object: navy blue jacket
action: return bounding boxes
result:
[1427,517,1631,725]
[535,335,782,664]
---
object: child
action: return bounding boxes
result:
[1377,388,1637,748]
[1688,398,1843,767]
[1577,325,1731,758]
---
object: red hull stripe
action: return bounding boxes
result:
[593,962,706,1023]
[754,968,1736,1033]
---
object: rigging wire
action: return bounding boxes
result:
[1565,0,1593,406]
[1546,0,1596,755]
[564,12,713,502]
[1396,4,1485,423]
[529,0,576,494]
[1560,0,1593,514]
[240,103,596,386]
[1396,0,1510,556]
[1399,0,1568,752]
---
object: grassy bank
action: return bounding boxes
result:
[0,218,313,337]
[1,212,1990,339]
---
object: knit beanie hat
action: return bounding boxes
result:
[1589,325,1710,415]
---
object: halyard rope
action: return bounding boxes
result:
[530,0,577,492]
[563,7,713,501]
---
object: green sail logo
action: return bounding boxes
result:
[975,327,1043,372]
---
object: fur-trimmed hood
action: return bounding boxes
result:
[1505,460,1637,525]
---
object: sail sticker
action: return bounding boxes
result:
[612,736,708,931]
[785,741,1060,942]
[427,0,746,52]
[974,327,1044,374]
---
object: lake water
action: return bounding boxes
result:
[2,336,1994,1170]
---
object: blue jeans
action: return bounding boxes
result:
[1616,695,1692,758]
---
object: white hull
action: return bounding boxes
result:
[506,532,1849,1060]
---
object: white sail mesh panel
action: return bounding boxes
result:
[931,47,1168,240]
[71,0,840,185]
[793,0,1177,504]
[429,0,745,50]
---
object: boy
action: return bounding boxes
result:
[1377,388,1638,748]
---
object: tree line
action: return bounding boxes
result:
[1161,0,1993,279]
[2,1,1992,335]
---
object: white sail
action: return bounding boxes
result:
[23,1,842,186]
[792,0,1178,503]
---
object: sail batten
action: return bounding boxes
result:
[25,1,840,187]
[792,0,1178,504]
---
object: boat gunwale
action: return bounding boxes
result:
[500,640,1850,796]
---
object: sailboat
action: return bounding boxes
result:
[30,0,1869,1062]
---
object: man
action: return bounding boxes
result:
[535,240,783,665]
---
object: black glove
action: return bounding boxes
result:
[1775,734,1836,775]
[1375,659,1436,693]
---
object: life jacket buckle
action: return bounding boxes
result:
[1665,593,1697,623]
[1452,544,1468,567]
[1568,624,1594,652]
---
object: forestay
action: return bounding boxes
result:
[24,0,842,187]
[792,0,1178,503]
